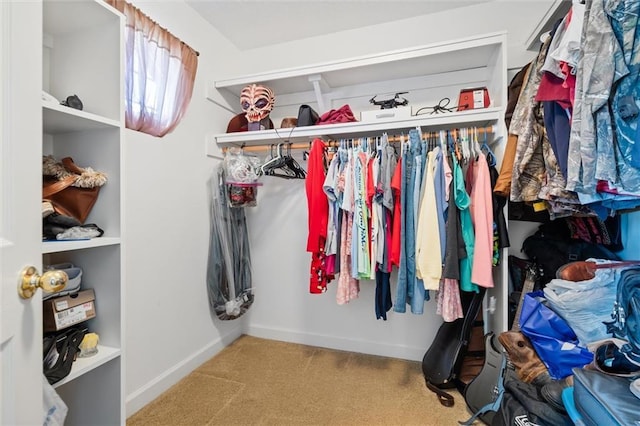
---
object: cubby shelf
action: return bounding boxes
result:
[53,345,121,389]
[43,102,121,134]
[42,237,121,254]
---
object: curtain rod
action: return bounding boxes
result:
[224,125,496,153]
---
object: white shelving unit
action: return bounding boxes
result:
[42,0,125,424]
[209,32,510,334]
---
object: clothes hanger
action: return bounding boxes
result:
[439,130,447,156]
[481,131,497,167]
[264,143,305,179]
[261,143,287,175]
[451,130,462,162]
[283,143,307,179]
[472,127,482,159]
[461,128,471,161]
[302,141,311,161]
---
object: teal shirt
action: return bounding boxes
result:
[453,155,479,293]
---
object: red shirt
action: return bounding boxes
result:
[389,158,402,267]
[305,138,328,253]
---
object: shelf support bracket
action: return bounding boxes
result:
[308,74,326,113]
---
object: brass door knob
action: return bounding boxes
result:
[18,266,67,299]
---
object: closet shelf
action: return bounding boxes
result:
[214,32,506,99]
[43,102,121,134]
[208,107,502,153]
[42,237,121,254]
[53,345,121,389]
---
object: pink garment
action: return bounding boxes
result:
[389,159,402,268]
[336,211,359,304]
[317,104,357,124]
[383,209,392,273]
[596,180,640,197]
[325,254,336,276]
[437,278,464,322]
[470,156,494,288]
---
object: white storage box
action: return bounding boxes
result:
[360,106,412,122]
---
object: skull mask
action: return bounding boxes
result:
[240,84,275,123]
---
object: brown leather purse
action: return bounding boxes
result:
[42,157,107,224]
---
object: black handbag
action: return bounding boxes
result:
[43,327,87,384]
[297,104,319,126]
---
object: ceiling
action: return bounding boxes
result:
[185,1,493,51]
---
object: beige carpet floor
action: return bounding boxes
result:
[127,335,477,426]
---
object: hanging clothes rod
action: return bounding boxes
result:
[223,125,496,153]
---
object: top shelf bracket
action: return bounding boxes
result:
[308,74,328,112]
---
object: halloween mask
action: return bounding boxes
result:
[240,84,275,123]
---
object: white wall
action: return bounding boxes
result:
[123,0,243,416]
[221,1,554,79]
[244,174,446,361]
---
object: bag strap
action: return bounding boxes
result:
[43,175,77,198]
[426,381,455,407]
[61,157,85,175]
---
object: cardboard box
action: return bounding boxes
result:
[43,289,96,332]
[360,106,412,122]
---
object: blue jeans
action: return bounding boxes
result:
[408,130,427,313]
[394,129,427,314]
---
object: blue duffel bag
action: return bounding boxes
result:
[605,267,640,369]
[573,367,639,426]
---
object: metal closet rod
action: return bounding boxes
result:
[224,125,496,153]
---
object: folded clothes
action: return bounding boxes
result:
[56,224,104,240]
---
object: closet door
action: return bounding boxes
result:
[0,1,45,424]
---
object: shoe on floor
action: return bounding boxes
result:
[556,261,597,281]
[540,378,571,413]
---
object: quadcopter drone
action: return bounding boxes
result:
[369,92,409,109]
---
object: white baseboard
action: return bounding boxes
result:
[246,324,426,362]
[125,325,243,417]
